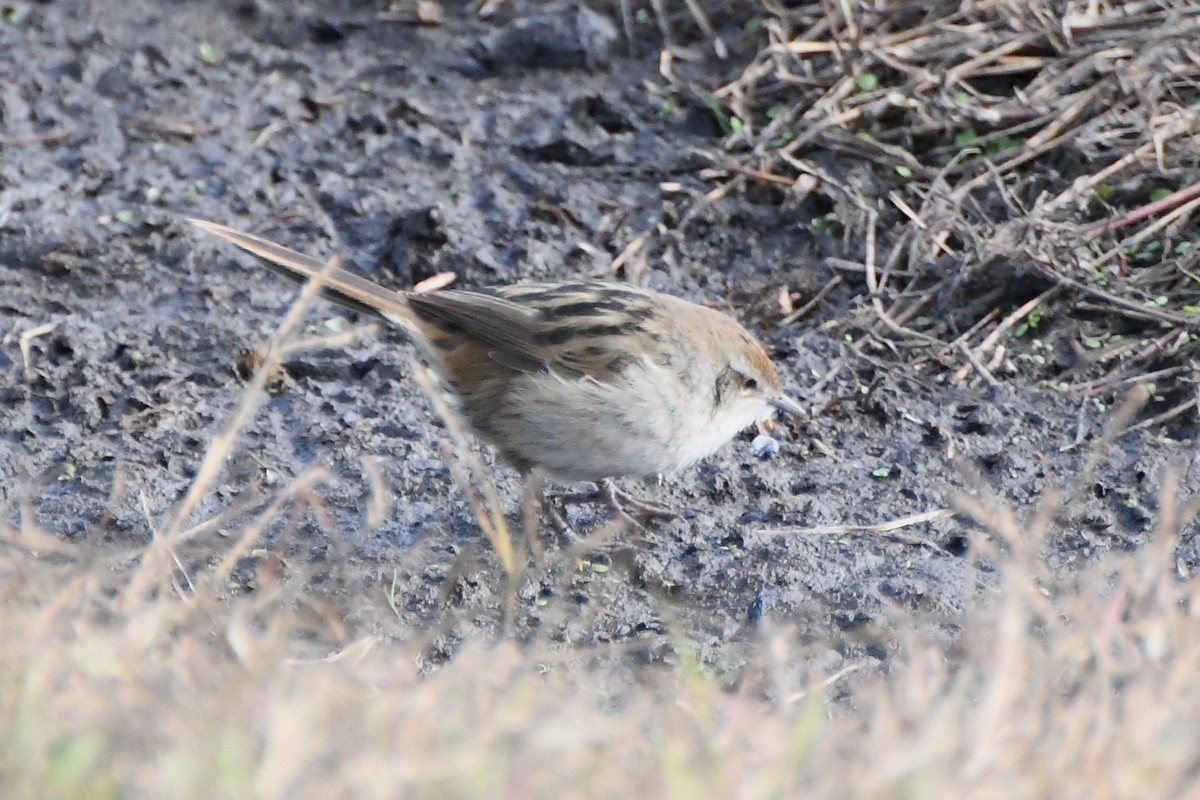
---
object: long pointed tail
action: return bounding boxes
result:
[188,218,411,322]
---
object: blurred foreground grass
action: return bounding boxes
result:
[2,476,1198,800]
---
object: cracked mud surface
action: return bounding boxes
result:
[3,0,1196,676]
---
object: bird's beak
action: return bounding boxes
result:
[768,393,805,418]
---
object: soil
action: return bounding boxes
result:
[2,1,1196,681]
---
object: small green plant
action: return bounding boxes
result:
[810,212,840,233]
[690,87,739,134]
[1015,307,1045,337]
[953,128,1024,155]
[986,135,1024,155]
[955,128,978,146]
[1129,240,1164,263]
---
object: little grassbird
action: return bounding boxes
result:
[189,218,803,497]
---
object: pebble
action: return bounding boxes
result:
[751,434,780,458]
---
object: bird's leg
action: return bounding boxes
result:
[522,469,578,539]
[602,479,679,521]
[520,469,549,555]
[551,478,679,526]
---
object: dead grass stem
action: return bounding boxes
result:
[662,0,1200,403]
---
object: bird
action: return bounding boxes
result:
[189,218,804,519]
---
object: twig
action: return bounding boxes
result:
[1121,398,1198,436]
[604,226,653,279]
[1073,364,1191,395]
[937,308,1000,358]
[755,508,958,551]
[1038,266,1195,328]
[1040,109,1200,215]
[1089,192,1200,272]
[1084,181,1200,239]
[950,85,1099,202]
[953,287,1058,381]
[17,321,59,380]
[778,275,842,326]
[957,340,1003,391]
[863,213,930,342]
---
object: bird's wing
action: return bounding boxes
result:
[411,282,661,378]
[406,290,547,373]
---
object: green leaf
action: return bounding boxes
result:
[954,128,978,146]
[857,72,879,91]
[986,135,1025,155]
[690,86,731,134]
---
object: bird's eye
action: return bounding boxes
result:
[743,377,758,391]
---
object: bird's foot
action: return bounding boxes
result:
[550,478,679,528]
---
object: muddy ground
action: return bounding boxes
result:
[2,1,1197,681]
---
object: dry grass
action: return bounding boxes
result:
[5,3,1200,798]
[3,464,1199,799]
[639,0,1200,406]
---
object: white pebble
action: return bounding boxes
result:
[751,434,780,458]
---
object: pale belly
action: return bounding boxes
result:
[461,365,767,482]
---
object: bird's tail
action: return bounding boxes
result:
[188,218,411,323]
